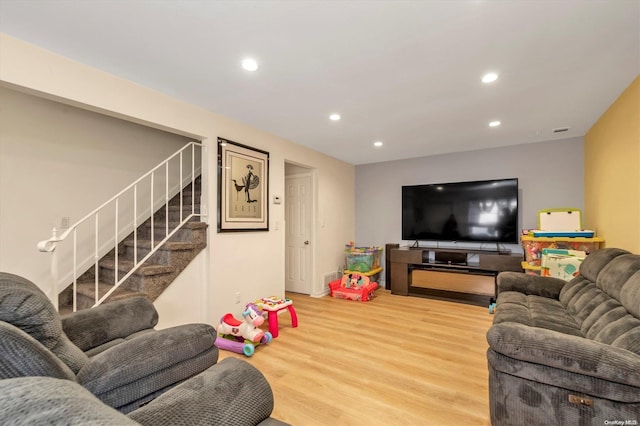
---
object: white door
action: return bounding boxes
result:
[285,174,312,294]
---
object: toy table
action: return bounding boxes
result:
[255,297,298,338]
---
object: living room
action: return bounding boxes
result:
[0,1,639,424]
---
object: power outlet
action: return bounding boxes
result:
[235,292,241,304]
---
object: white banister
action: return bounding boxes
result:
[37,142,203,310]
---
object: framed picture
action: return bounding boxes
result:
[217,137,269,232]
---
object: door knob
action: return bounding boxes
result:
[304,240,310,245]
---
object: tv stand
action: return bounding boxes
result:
[389,246,522,306]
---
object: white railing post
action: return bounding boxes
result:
[179,151,183,223]
[114,198,119,286]
[151,172,155,249]
[165,162,169,238]
[133,184,138,265]
[94,213,99,306]
[73,229,77,313]
[50,228,59,311]
[191,144,195,215]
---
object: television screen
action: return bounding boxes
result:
[402,178,518,244]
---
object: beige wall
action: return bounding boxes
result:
[0,34,355,328]
[584,75,640,252]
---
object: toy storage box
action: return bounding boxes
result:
[522,208,601,266]
[344,246,382,273]
[522,236,602,267]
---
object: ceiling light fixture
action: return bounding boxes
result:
[329,113,341,121]
[242,58,259,72]
[489,121,501,127]
[482,72,498,83]
[373,141,383,147]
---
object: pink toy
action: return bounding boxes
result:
[215,333,272,357]
[217,303,267,343]
[254,297,298,338]
[215,303,272,356]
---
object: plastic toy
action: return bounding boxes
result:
[254,296,298,338]
[216,303,272,356]
[328,273,378,302]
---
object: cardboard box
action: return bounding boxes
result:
[541,249,586,281]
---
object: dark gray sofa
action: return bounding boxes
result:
[487,248,640,425]
[0,272,288,425]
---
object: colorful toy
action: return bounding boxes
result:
[254,296,298,338]
[328,273,378,302]
[215,303,272,356]
[344,242,383,272]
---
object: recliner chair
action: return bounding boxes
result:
[0,272,288,425]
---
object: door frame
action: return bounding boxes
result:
[284,163,316,296]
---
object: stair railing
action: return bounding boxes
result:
[37,141,203,311]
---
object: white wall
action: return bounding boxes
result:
[0,34,355,328]
[355,137,584,284]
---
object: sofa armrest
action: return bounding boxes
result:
[62,297,159,352]
[497,271,566,299]
[0,321,76,380]
[0,377,138,425]
[128,357,277,426]
[77,323,218,409]
[487,322,640,387]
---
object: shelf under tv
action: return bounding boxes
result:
[389,246,522,306]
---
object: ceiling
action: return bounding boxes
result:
[1,1,638,165]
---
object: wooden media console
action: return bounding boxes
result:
[389,246,522,306]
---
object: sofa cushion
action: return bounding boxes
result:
[62,297,159,353]
[557,252,640,356]
[598,255,640,317]
[0,272,89,373]
[578,248,629,283]
[494,292,582,336]
[0,376,137,425]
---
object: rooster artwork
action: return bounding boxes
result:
[229,155,262,219]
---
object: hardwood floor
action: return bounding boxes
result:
[218,290,494,425]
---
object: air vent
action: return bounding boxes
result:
[553,127,570,133]
[323,271,341,287]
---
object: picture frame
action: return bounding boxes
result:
[217,137,269,232]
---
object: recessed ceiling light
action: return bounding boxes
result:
[489,121,501,127]
[329,113,341,121]
[373,141,383,147]
[482,72,498,83]
[241,58,258,72]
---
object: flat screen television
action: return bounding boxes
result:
[402,178,519,244]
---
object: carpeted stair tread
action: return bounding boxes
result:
[99,257,175,275]
[74,281,147,302]
[123,239,196,251]
[146,221,206,230]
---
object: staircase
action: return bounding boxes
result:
[58,177,206,312]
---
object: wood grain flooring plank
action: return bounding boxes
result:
[218,289,493,425]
